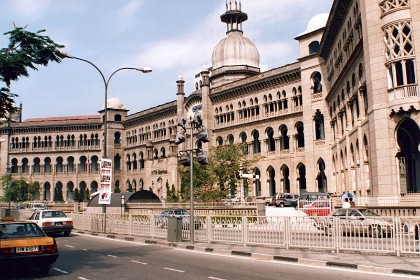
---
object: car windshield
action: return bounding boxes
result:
[358,209,379,216]
[42,211,67,218]
[0,223,45,239]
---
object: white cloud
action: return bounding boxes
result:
[118,0,145,19]
[9,0,52,19]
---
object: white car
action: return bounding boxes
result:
[28,210,73,236]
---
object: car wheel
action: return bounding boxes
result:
[279,203,285,208]
[370,225,382,238]
[64,231,71,237]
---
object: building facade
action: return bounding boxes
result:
[0,0,419,202]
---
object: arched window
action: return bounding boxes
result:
[314,110,325,140]
[311,72,322,93]
[296,122,304,148]
[240,132,248,154]
[227,134,234,144]
[114,114,122,121]
[216,136,223,146]
[280,125,289,150]
[309,41,320,54]
[114,132,121,144]
[252,130,261,154]
[267,127,275,152]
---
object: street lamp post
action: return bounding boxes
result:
[58,52,151,223]
[59,53,152,159]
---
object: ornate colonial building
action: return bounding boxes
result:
[0,0,419,202]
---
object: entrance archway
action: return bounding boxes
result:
[396,118,420,193]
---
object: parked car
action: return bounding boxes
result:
[0,221,59,274]
[273,193,298,208]
[314,207,393,238]
[27,210,73,236]
[26,203,47,211]
[155,209,202,229]
[302,200,331,216]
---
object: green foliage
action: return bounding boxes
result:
[73,188,83,202]
[166,183,178,202]
[177,143,262,202]
[53,187,64,202]
[0,176,40,202]
[114,184,121,193]
[0,26,64,118]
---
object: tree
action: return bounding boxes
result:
[0,26,64,118]
[114,185,121,193]
[0,176,40,202]
[74,188,82,202]
[178,143,262,201]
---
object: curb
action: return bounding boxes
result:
[74,231,420,277]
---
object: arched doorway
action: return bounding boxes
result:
[280,165,290,193]
[316,158,327,193]
[396,118,420,193]
[54,181,64,202]
[43,182,51,201]
[66,182,74,201]
[254,168,261,196]
[297,163,306,192]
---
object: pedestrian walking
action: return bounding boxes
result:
[349,197,355,208]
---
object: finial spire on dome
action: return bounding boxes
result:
[220,0,247,33]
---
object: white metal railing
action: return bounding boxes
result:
[65,212,420,256]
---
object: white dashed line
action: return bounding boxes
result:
[131,260,147,265]
[107,254,117,258]
[52,268,68,274]
[78,277,90,280]
[208,277,226,280]
[64,245,75,248]
[163,267,185,273]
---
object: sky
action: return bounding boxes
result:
[1,0,333,120]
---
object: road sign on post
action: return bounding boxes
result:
[99,158,112,204]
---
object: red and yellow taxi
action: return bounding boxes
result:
[0,220,59,274]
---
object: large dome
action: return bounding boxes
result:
[212,31,260,70]
[299,13,329,36]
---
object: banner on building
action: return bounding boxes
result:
[99,158,112,205]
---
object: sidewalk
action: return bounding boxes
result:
[74,229,420,277]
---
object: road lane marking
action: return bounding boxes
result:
[64,245,75,248]
[163,267,185,273]
[82,248,88,251]
[108,254,117,258]
[208,277,226,280]
[52,268,68,274]
[131,260,147,265]
[78,277,90,280]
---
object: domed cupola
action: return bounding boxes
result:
[211,1,260,88]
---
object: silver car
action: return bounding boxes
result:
[315,207,393,238]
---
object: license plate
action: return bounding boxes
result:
[55,222,63,226]
[17,246,38,253]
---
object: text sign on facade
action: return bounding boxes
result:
[99,158,112,205]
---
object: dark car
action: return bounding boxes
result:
[0,221,59,274]
[273,193,298,208]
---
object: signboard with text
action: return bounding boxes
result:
[99,158,112,205]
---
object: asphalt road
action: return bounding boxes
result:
[4,233,419,280]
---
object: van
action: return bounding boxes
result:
[26,203,47,211]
